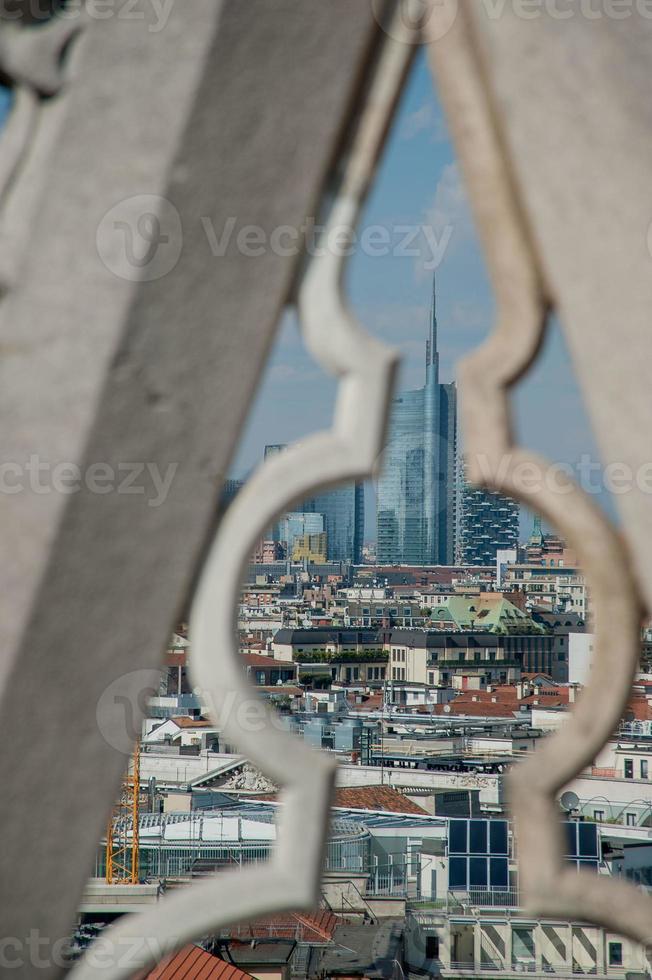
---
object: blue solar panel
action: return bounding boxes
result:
[450,856,467,889]
[490,856,509,888]
[563,821,599,873]
[449,820,468,854]
[448,819,510,891]
[564,821,578,857]
[490,820,508,855]
[469,820,488,854]
[578,823,599,858]
[470,857,488,887]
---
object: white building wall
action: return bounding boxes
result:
[568,632,595,685]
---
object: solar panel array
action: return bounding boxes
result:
[563,820,599,872]
[448,819,509,890]
[447,818,600,893]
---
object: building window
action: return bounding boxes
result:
[593,810,605,822]
[626,812,636,827]
[641,759,649,780]
[608,942,623,967]
[624,758,634,779]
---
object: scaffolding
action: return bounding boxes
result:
[105,742,140,884]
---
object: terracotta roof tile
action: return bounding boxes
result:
[333,785,428,815]
[144,946,253,980]
[221,911,340,942]
[258,686,304,696]
[170,717,214,729]
[241,653,292,668]
[243,786,427,816]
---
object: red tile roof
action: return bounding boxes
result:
[625,696,652,720]
[424,683,571,718]
[170,716,215,729]
[242,786,427,816]
[258,685,304,696]
[222,911,339,942]
[349,693,384,712]
[144,946,253,979]
[241,653,292,668]
[334,785,428,815]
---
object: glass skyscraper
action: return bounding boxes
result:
[278,512,325,555]
[304,483,364,564]
[263,444,364,564]
[376,278,457,565]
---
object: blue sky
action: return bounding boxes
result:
[232,50,606,540]
[0,62,605,544]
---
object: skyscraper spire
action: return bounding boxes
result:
[425,273,439,385]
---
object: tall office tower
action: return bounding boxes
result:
[263,444,288,543]
[458,475,520,565]
[278,512,325,555]
[264,443,364,563]
[302,482,364,564]
[376,277,457,565]
[222,478,243,508]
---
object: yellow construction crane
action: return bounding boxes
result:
[105,742,140,884]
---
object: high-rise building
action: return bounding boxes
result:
[376,277,457,564]
[222,478,243,509]
[263,444,364,564]
[302,483,364,564]
[292,532,328,564]
[458,477,520,565]
[278,512,325,555]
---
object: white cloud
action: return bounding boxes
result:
[399,101,448,143]
[415,162,475,282]
[429,162,472,238]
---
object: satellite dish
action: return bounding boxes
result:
[560,791,580,813]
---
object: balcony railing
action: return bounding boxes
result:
[409,889,521,914]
